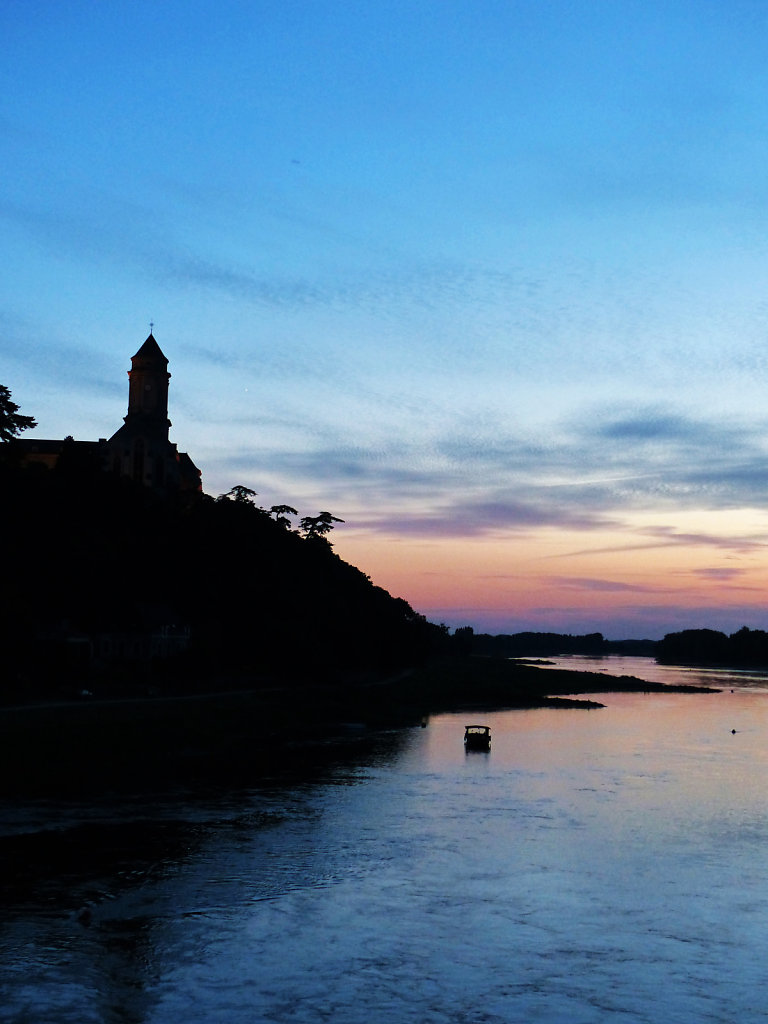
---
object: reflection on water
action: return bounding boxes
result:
[3,661,768,1023]
[542,653,768,690]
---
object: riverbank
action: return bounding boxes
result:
[0,657,717,797]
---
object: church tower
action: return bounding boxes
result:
[124,333,171,437]
[107,332,201,495]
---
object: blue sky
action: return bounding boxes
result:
[4,0,768,638]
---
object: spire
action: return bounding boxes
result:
[122,331,172,437]
[132,332,168,366]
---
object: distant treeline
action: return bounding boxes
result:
[464,626,768,669]
[463,630,658,659]
[657,627,768,667]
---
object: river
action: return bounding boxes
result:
[3,658,768,1023]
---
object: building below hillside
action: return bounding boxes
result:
[13,333,202,495]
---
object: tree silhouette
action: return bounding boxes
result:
[300,511,345,541]
[217,484,259,505]
[0,385,36,442]
[269,504,298,529]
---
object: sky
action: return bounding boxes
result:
[3,0,768,639]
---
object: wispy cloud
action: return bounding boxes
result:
[351,502,617,539]
[548,577,660,593]
[562,529,768,559]
[0,190,547,336]
[688,567,749,581]
[640,526,768,552]
[210,402,768,546]
[0,311,120,396]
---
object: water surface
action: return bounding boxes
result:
[3,661,768,1023]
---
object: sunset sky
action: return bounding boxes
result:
[4,1,768,638]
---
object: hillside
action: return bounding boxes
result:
[0,451,442,697]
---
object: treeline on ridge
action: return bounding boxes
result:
[1,446,443,695]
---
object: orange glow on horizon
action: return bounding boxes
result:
[333,507,768,634]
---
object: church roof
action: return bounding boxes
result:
[132,333,168,364]
[12,438,104,454]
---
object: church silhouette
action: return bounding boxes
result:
[15,333,202,495]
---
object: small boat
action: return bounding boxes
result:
[464,724,491,751]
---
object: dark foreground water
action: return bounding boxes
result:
[3,659,768,1023]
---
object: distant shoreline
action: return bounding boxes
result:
[0,658,718,799]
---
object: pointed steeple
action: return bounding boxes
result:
[124,332,171,436]
[132,332,168,366]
